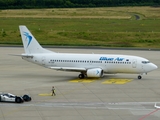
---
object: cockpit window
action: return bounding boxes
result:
[142,61,150,64]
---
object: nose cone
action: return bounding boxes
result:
[150,63,158,71]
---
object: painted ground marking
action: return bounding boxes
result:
[102,79,132,84]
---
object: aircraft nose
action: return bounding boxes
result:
[151,63,158,70]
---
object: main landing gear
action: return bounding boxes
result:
[78,73,85,79]
[138,75,142,79]
[78,73,87,79]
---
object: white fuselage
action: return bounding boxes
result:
[22,53,157,74]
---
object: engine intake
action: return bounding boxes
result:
[87,68,103,78]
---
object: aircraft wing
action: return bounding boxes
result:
[50,67,86,72]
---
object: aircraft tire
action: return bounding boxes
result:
[138,75,142,79]
[79,74,84,79]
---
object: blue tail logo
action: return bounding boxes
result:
[23,32,32,47]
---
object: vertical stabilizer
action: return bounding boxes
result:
[19,25,52,54]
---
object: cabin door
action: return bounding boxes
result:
[132,59,137,68]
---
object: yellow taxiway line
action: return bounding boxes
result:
[69,78,99,83]
[39,93,52,96]
[69,78,132,84]
[102,79,132,84]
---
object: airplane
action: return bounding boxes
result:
[17,25,157,79]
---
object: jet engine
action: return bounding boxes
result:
[87,68,103,78]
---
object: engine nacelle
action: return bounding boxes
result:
[87,68,103,78]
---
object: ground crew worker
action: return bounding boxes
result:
[51,86,56,96]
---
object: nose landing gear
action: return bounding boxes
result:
[138,73,147,79]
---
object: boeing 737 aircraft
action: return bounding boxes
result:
[18,25,157,79]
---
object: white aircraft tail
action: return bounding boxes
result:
[19,25,53,54]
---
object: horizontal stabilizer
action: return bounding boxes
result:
[9,54,33,58]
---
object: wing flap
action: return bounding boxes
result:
[50,67,86,72]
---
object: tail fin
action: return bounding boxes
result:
[19,25,53,54]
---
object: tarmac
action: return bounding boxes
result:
[0,47,160,120]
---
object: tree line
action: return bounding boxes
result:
[0,0,160,9]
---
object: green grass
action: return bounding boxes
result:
[0,7,160,48]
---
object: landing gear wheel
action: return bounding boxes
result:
[138,75,142,79]
[79,74,85,79]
